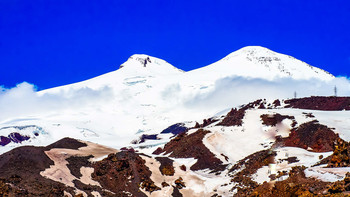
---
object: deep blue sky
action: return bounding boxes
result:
[1,0,349,90]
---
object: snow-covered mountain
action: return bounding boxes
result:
[189,46,334,81]
[1,97,350,196]
[1,46,350,196]
[0,46,338,153]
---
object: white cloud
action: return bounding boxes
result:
[0,82,113,121]
[1,76,350,123]
[183,76,350,112]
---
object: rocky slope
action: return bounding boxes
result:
[1,96,350,196]
[0,46,339,156]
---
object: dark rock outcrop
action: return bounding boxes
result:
[0,136,11,146]
[92,151,160,196]
[0,143,72,196]
[156,157,175,176]
[156,129,226,171]
[285,96,350,111]
[230,149,276,196]
[281,121,340,152]
[194,118,219,128]
[161,123,188,135]
[0,132,30,146]
[260,113,295,126]
[47,137,87,150]
[327,139,350,167]
[66,155,93,178]
[251,166,330,196]
[217,108,246,126]
[0,138,110,196]
[136,134,159,144]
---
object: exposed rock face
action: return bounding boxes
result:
[134,134,159,144]
[260,113,295,126]
[154,129,226,171]
[217,99,272,127]
[66,155,93,178]
[92,151,160,196]
[251,166,330,196]
[0,138,117,196]
[229,149,276,196]
[327,173,350,194]
[272,99,281,107]
[46,137,87,150]
[285,96,350,111]
[155,157,175,176]
[172,186,183,197]
[0,178,29,196]
[0,139,75,196]
[281,120,340,152]
[328,139,350,167]
[174,177,186,189]
[2,96,350,196]
[217,108,246,126]
[0,136,11,146]
[0,132,30,146]
[194,118,219,128]
[161,123,188,135]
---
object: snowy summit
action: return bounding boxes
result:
[0,46,349,197]
[191,46,334,81]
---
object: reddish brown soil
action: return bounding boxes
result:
[251,166,330,196]
[92,151,160,196]
[152,147,163,155]
[217,108,246,126]
[172,186,183,197]
[327,139,350,167]
[282,121,340,152]
[194,118,219,128]
[0,138,121,196]
[303,112,315,118]
[174,177,186,189]
[252,168,350,196]
[281,157,299,164]
[284,96,350,111]
[0,138,84,196]
[229,149,276,196]
[0,178,30,196]
[47,137,87,150]
[154,129,226,172]
[327,173,350,194]
[272,99,281,107]
[66,155,93,178]
[72,179,114,197]
[243,99,265,109]
[218,99,270,127]
[260,113,295,126]
[179,165,186,171]
[155,157,175,176]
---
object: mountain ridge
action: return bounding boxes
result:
[39,46,334,96]
[193,46,334,81]
[0,46,343,158]
[1,96,350,196]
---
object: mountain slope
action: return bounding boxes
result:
[0,46,340,154]
[187,46,334,82]
[1,97,350,196]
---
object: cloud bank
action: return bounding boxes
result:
[183,76,350,112]
[1,76,350,123]
[0,82,113,121]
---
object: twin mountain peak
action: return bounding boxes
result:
[118,46,334,81]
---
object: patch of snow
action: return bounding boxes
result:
[305,167,350,182]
